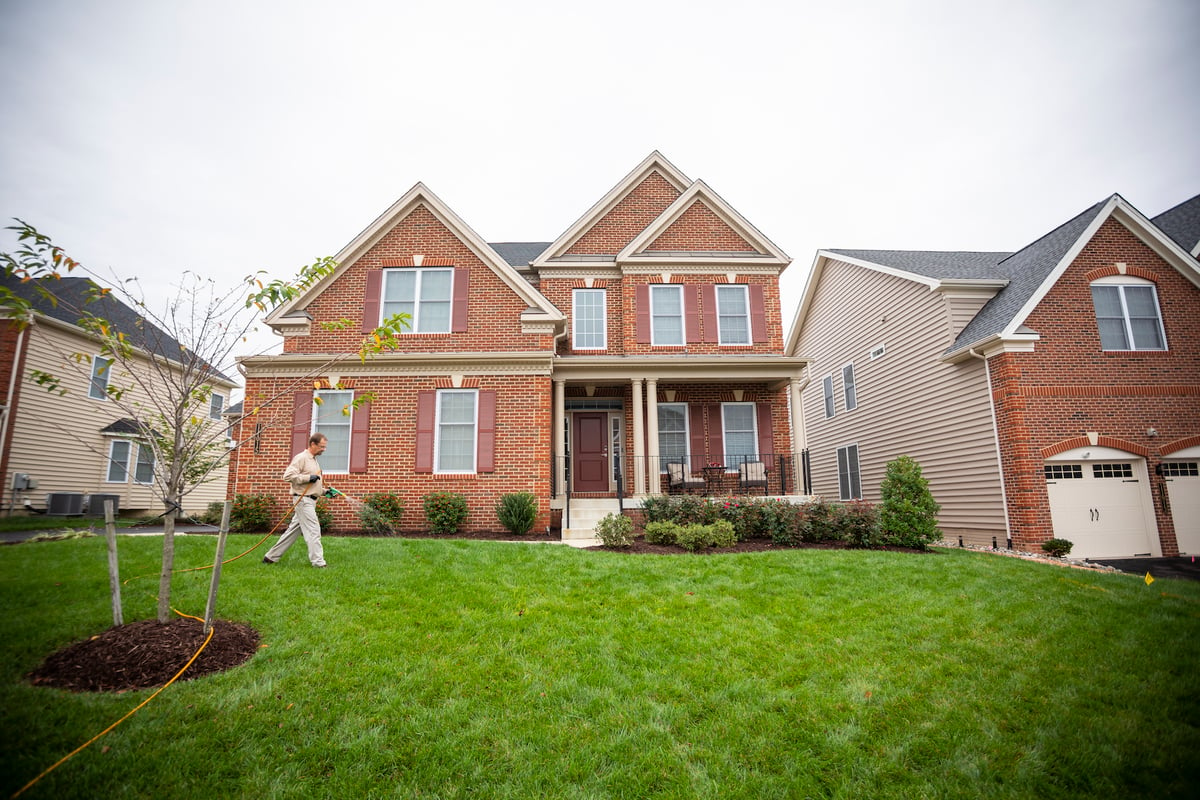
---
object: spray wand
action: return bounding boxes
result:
[323,485,345,499]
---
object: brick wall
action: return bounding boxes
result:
[991,218,1200,553]
[645,200,759,252]
[564,171,681,255]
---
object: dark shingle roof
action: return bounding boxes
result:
[1,275,233,382]
[489,242,551,268]
[1152,193,1200,253]
[825,250,1012,280]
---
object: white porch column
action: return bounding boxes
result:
[554,380,566,497]
[631,378,645,495]
[790,377,807,494]
[645,378,660,495]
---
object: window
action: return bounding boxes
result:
[722,403,758,467]
[572,289,607,349]
[314,389,353,473]
[657,403,689,470]
[650,285,685,346]
[436,389,477,473]
[715,285,751,345]
[209,391,225,420]
[1090,282,1167,351]
[382,268,453,333]
[1162,462,1199,477]
[106,440,131,482]
[89,356,112,400]
[842,363,857,411]
[1045,464,1084,480]
[822,375,835,418]
[870,344,886,360]
[133,444,156,484]
[1093,463,1134,479]
[837,444,861,500]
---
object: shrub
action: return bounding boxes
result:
[315,497,334,531]
[230,493,275,532]
[878,456,942,549]
[594,512,634,548]
[1041,538,1074,558]
[197,501,225,526]
[360,492,405,535]
[423,492,469,535]
[800,499,838,543]
[642,494,716,525]
[675,520,738,551]
[839,501,881,548]
[707,519,737,548]
[644,520,681,545]
[496,492,538,536]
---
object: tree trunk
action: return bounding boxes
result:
[156,497,177,623]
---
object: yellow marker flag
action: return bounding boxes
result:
[1145,572,1155,586]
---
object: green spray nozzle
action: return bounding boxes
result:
[323,486,344,499]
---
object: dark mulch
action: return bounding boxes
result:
[28,618,259,694]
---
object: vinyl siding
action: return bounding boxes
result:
[4,320,229,515]
[794,259,1006,541]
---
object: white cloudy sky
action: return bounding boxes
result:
[2,0,1198,380]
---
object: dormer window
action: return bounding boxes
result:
[382,268,453,333]
[1090,277,1166,351]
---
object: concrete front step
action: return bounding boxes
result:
[562,497,622,540]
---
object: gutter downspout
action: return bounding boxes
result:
[969,347,1013,547]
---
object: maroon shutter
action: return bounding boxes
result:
[415,391,436,473]
[685,285,701,344]
[349,394,371,473]
[749,284,767,343]
[363,270,383,333]
[477,390,496,473]
[691,405,709,472]
[701,284,718,343]
[635,284,651,344]
[756,402,774,460]
[291,391,313,455]
[451,266,470,332]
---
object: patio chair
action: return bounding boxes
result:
[738,461,768,495]
[666,462,705,494]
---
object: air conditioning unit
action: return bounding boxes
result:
[45,492,85,516]
[86,494,121,518]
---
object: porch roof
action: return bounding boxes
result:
[551,354,810,389]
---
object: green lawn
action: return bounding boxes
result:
[2,534,1198,799]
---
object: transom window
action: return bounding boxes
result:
[1090,281,1167,351]
[657,403,689,470]
[1045,464,1084,480]
[715,285,751,345]
[837,444,862,500]
[1093,463,1134,479]
[572,289,607,349]
[436,389,478,473]
[382,268,453,333]
[314,389,353,473]
[89,356,112,400]
[650,285,685,346]
[722,403,758,467]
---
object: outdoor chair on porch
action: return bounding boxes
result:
[666,462,705,494]
[738,461,768,495]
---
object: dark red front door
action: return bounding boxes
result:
[573,413,609,492]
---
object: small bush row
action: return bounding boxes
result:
[213,491,539,536]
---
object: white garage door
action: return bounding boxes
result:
[1044,461,1156,559]
[1163,461,1200,554]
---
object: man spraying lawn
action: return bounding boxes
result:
[263,433,330,568]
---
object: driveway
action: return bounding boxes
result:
[1088,557,1200,582]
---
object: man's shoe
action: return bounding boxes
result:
[313,563,327,568]
[262,557,277,564]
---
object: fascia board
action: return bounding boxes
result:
[238,350,555,378]
[551,354,811,385]
[530,151,691,268]
[616,180,790,264]
[1112,201,1200,289]
[939,332,1040,364]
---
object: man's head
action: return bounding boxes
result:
[308,434,328,456]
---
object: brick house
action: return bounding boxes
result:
[786,193,1200,559]
[232,153,810,536]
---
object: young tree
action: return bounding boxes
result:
[877,455,942,550]
[2,221,408,621]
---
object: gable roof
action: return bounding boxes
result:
[531,151,691,267]
[1152,193,1200,257]
[787,192,1200,360]
[1,274,236,385]
[490,242,552,269]
[264,183,563,330]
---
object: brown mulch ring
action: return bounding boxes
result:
[28,618,259,694]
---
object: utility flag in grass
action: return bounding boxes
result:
[1145,572,1155,586]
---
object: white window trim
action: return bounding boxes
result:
[434,388,478,475]
[837,443,862,501]
[89,355,111,401]
[657,402,690,473]
[842,363,857,411]
[209,391,225,420]
[572,288,607,350]
[1090,277,1168,352]
[822,374,836,419]
[314,389,353,474]
[106,439,131,483]
[721,402,759,470]
[650,285,685,347]
[715,284,752,347]
[133,443,156,485]
[382,267,454,334]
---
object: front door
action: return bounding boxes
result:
[572,413,609,492]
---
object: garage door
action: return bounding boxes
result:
[1044,461,1156,559]
[1163,461,1200,554]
